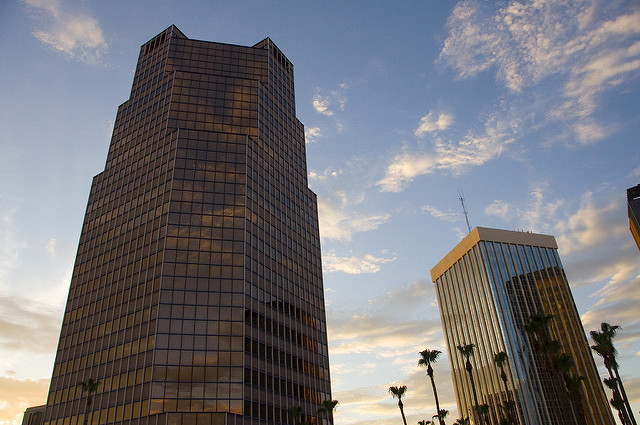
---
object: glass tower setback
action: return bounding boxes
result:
[43,26,331,425]
[431,227,613,425]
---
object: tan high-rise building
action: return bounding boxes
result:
[43,26,331,425]
[431,227,613,425]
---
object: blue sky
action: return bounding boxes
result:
[1,1,640,424]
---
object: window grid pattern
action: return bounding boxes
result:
[44,26,331,425]
[434,229,613,425]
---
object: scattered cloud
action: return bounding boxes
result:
[323,251,396,274]
[305,126,321,144]
[0,295,62,354]
[415,112,453,136]
[377,115,517,192]
[420,205,459,223]
[439,0,640,143]
[312,85,349,117]
[317,196,390,242]
[313,94,334,116]
[484,182,562,233]
[309,168,340,181]
[22,0,107,64]
[0,376,49,425]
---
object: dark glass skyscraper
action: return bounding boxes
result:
[43,26,331,425]
[431,227,613,425]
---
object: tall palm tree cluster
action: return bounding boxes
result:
[523,312,587,424]
[590,322,637,425]
[387,313,638,425]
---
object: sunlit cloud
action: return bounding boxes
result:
[554,191,627,255]
[305,126,322,144]
[378,115,517,192]
[317,196,390,242]
[309,168,340,181]
[22,0,107,64]
[312,85,349,117]
[313,95,334,116]
[0,376,49,425]
[415,112,453,136]
[323,251,396,274]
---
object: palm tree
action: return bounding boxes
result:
[556,353,586,423]
[317,400,338,424]
[525,312,584,424]
[418,420,432,425]
[432,409,448,423]
[287,406,303,425]
[78,379,100,425]
[523,313,555,352]
[456,344,482,425]
[418,349,445,425]
[604,377,627,425]
[454,418,470,425]
[493,351,515,424]
[389,385,409,425]
[591,323,636,425]
[476,404,491,425]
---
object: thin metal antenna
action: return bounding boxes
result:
[459,190,471,234]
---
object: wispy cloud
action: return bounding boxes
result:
[420,205,460,223]
[328,281,442,354]
[439,0,640,143]
[317,196,390,242]
[415,112,453,136]
[23,0,108,64]
[377,114,517,192]
[0,295,62,354]
[484,182,562,233]
[323,251,396,274]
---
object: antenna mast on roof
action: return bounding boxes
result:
[459,190,471,234]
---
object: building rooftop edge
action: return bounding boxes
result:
[430,227,558,281]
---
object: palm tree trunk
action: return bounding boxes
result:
[429,374,445,425]
[398,400,408,425]
[82,395,92,425]
[467,372,484,425]
[614,368,636,425]
[606,367,632,425]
